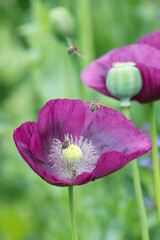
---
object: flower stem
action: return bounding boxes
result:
[76,0,95,68]
[75,0,95,99]
[68,186,78,240]
[150,102,160,222]
[122,106,150,240]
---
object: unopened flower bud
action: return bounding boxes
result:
[106,62,143,107]
[49,7,75,40]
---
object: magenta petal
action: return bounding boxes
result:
[94,149,148,179]
[30,99,86,161]
[137,30,160,50]
[13,121,36,155]
[94,152,127,179]
[38,170,95,187]
[81,57,113,97]
[81,44,160,103]
[82,105,152,156]
[132,64,160,103]
[69,172,96,185]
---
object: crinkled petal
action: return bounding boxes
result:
[30,99,86,161]
[81,44,160,103]
[13,122,95,187]
[82,104,152,156]
[94,149,150,179]
[13,121,36,152]
[137,30,160,50]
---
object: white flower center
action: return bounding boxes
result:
[48,134,99,181]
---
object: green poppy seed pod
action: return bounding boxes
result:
[49,7,75,40]
[106,62,143,107]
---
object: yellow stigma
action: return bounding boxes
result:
[62,144,83,163]
[112,62,136,68]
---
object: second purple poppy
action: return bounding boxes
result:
[14,99,151,187]
[81,31,160,103]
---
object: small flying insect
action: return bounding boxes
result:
[89,100,100,112]
[66,37,86,58]
[62,140,69,150]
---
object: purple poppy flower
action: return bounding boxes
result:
[13,99,152,187]
[81,43,160,103]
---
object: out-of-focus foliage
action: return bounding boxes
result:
[0,0,160,239]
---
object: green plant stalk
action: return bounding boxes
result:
[150,102,160,222]
[76,0,95,67]
[68,186,78,240]
[75,0,95,99]
[122,107,150,240]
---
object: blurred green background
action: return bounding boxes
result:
[0,0,160,239]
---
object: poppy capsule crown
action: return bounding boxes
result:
[106,62,143,107]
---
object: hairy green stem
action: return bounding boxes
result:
[150,102,160,222]
[68,186,78,240]
[122,107,150,240]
